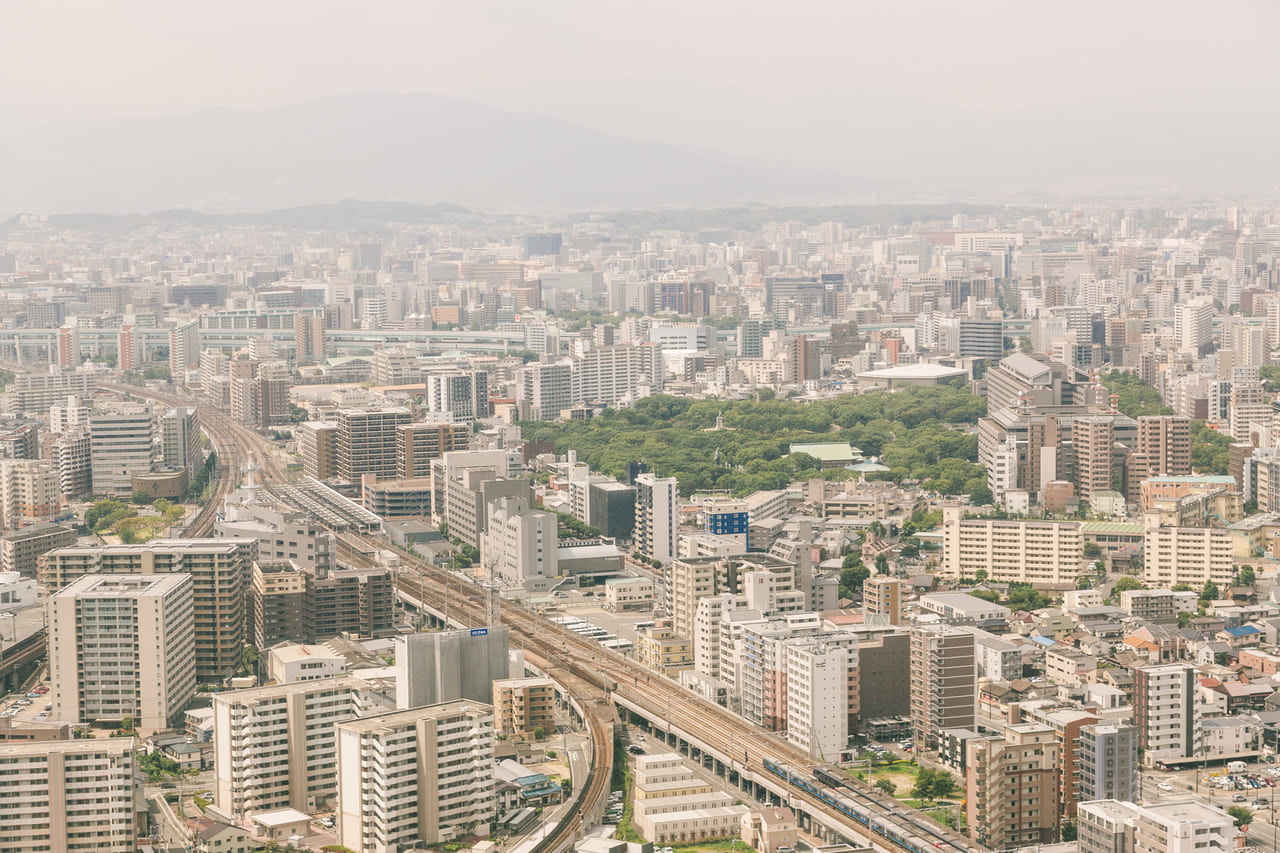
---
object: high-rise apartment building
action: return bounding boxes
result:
[516,360,576,421]
[1079,723,1139,803]
[1134,663,1198,767]
[160,406,202,472]
[337,408,412,480]
[1072,416,1115,501]
[635,472,679,563]
[910,624,976,749]
[298,420,340,480]
[397,422,470,479]
[1128,416,1192,499]
[482,496,558,590]
[337,701,496,849]
[0,459,59,530]
[49,573,196,729]
[213,676,392,818]
[1174,299,1213,354]
[294,311,327,365]
[52,427,92,499]
[168,319,201,382]
[41,538,256,681]
[425,370,490,425]
[965,723,1059,849]
[940,505,1084,584]
[89,409,153,497]
[0,739,139,852]
[785,635,859,760]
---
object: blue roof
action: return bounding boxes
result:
[1031,635,1057,647]
[1225,626,1261,637]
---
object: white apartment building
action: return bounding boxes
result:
[941,505,1084,583]
[1078,800,1237,853]
[0,739,139,853]
[516,360,576,421]
[53,427,92,499]
[89,409,154,497]
[785,635,858,760]
[337,701,496,850]
[1135,664,1198,767]
[636,472,678,563]
[213,675,391,818]
[1142,522,1237,587]
[49,573,196,730]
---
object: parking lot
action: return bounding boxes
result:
[1,681,52,722]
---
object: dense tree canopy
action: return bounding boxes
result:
[524,385,990,498]
[1101,371,1173,418]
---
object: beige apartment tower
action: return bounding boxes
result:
[966,723,1059,849]
[492,677,556,738]
[337,701,496,850]
[49,573,196,730]
[863,576,905,625]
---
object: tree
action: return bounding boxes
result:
[1201,580,1220,602]
[533,726,548,740]
[131,489,154,505]
[1083,542,1103,559]
[1238,566,1257,586]
[842,554,864,569]
[840,565,871,598]
[1177,611,1192,628]
[899,542,920,559]
[875,554,889,575]
[1113,576,1143,593]
[1227,806,1254,828]
[930,771,957,800]
[875,778,897,796]
[240,645,260,678]
[911,768,957,802]
[1061,820,1077,842]
[970,589,1002,604]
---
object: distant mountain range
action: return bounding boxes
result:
[0,92,879,215]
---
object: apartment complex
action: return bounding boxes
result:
[492,677,556,738]
[1078,800,1237,853]
[397,421,470,478]
[0,738,139,853]
[213,676,391,818]
[41,538,256,681]
[49,573,196,730]
[337,701,496,849]
[336,408,412,480]
[940,504,1084,583]
[1142,522,1237,587]
[298,420,340,480]
[89,409,153,497]
[863,576,906,625]
[0,521,74,577]
[910,624,976,749]
[0,459,60,530]
[635,472,679,563]
[965,722,1059,849]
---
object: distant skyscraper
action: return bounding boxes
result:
[168,320,201,382]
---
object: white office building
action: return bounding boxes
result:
[89,409,153,497]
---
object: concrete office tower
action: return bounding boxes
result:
[965,723,1059,849]
[397,422,470,479]
[213,676,391,819]
[482,496,558,590]
[168,319,201,382]
[1077,800,1238,853]
[395,626,510,709]
[337,701,496,849]
[1135,663,1198,766]
[863,576,905,625]
[0,738,139,852]
[40,538,256,681]
[49,574,196,730]
[635,472,679,563]
[1072,416,1115,502]
[160,406,202,472]
[910,624,976,749]
[337,408,412,480]
[0,459,59,530]
[426,370,490,425]
[89,409,153,497]
[298,420,340,480]
[294,311,327,365]
[1078,723,1138,803]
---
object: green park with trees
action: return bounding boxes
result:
[523,384,992,501]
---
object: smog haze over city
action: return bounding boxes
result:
[7,4,1280,853]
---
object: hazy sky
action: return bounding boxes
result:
[4,0,1279,206]
[5,0,1276,136]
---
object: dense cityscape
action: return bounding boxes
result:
[0,198,1278,853]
